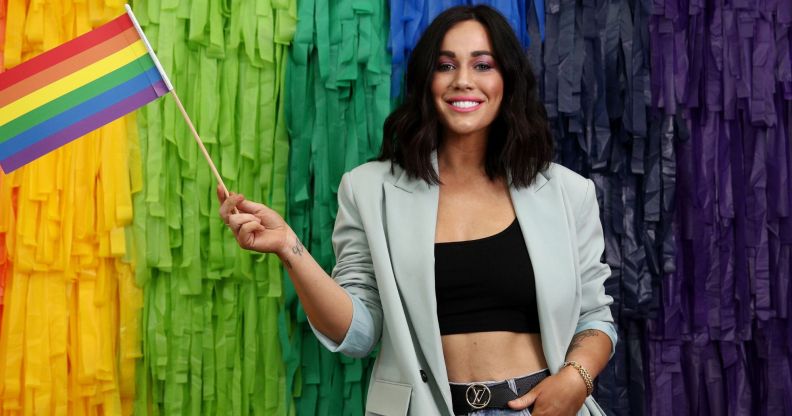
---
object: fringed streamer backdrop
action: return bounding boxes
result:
[128,0,295,414]
[0,1,142,415]
[388,0,535,98]
[2,1,791,415]
[0,0,4,72]
[0,0,6,331]
[526,0,659,414]
[648,0,792,415]
[285,0,391,413]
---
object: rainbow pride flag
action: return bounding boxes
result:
[0,6,172,173]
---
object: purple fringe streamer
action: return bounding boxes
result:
[649,0,792,414]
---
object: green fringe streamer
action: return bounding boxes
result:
[131,0,296,414]
[284,0,391,414]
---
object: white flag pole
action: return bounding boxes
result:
[124,4,173,91]
[124,4,232,200]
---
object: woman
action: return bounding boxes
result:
[220,6,616,416]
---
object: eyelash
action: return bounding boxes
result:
[435,62,494,72]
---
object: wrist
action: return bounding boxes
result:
[276,228,302,260]
[560,361,594,396]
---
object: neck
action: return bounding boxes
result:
[437,131,488,178]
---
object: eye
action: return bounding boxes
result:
[436,62,455,72]
[474,62,494,71]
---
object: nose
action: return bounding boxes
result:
[451,66,473,90]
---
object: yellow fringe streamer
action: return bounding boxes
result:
[0,1,142,415]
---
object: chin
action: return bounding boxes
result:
[445,123,486,136]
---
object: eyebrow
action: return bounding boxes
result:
[438,50,494,58]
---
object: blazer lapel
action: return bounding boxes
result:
[510,173,579,370]
[382,159,453,411]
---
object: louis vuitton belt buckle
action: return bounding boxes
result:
[464,383,491,409]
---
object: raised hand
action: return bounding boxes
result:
[216,187,354,345]
[217,186,291,255]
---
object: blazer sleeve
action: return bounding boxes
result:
[308,172,383,358]
[574,179,618,357]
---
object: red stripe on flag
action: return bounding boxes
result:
[0,26,140,107]
[0,13,134,91]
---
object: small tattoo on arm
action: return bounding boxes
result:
[291,239,305,256]
[282,238,304,270]
[567,329,600,354]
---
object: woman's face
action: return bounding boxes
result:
[431,20,504,141]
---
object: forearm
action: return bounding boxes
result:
[278,229,354,344]
[561,329,613,388]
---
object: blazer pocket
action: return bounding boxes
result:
[366,379,412,416]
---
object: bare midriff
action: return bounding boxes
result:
[442,331,547,383]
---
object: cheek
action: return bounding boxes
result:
[431,76,447,100]
[486,78,504,100]
[487,86,504,114]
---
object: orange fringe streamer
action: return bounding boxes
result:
[0,1,142,415]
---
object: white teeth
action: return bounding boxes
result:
[450,101,480,108]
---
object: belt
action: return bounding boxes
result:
[449,369,550,415]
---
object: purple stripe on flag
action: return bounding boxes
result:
[153,80,169,96]
[0,80,166,173]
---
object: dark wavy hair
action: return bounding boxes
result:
[378,5,553,187]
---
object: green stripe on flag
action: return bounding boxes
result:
[0,54,155,143]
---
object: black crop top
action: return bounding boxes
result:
[434,219,540,335]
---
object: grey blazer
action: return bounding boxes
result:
[310,158,616,416]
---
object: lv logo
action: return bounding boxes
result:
[465,384,492,409]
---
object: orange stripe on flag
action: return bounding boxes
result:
[0,26,140,108]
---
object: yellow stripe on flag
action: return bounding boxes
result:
[0,41,148,126]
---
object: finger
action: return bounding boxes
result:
[219,194,245,222]
[236,199,271,215]
[216,185,229,203]
[228,213,262,233]
[508,390,538,410]
[237,221,266,249]
[220,192,242,210]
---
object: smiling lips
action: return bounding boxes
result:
[446,97,484,113]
